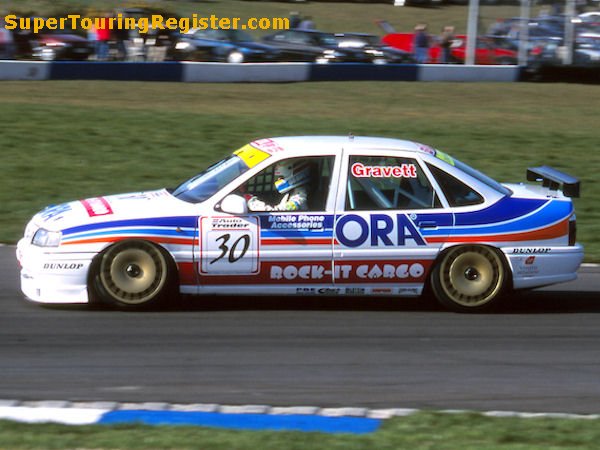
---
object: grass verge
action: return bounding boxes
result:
[2,411,600,449]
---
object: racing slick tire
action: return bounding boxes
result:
[90,240,177,309]
[430,245,508,313]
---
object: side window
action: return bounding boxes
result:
[237,156,334,212]
[427,163,484,207]
[346,156,440,211]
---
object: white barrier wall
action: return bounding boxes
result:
[0,60,521,83]
[0,61,51,80]
[419,64,519,82]
[182,62,311,83]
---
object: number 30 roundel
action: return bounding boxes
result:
[200,216,260,275]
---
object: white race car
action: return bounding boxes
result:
[16,136,583,312]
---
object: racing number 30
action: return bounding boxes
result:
[210,233,250,265]
[200,216,260,275]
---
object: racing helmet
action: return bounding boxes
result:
[273,160,311,194]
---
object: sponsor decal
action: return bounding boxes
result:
[200,216,259,275]
[196,260,431,285]
[250,138,285,154]
[372,288,393,294]
[43,263,84,270]
[516,264,539,276]
[296,287,341,295]
[435,150,455,166]
[211,217,250,230]
[350,162,417,179]
[81,197,113,217]
[117,191,168,200]
[266,214,326,230]
[269,261,427,283]
[335,214,426,248]
[511,248,551,254]
[271,264,329,281]
[354,263,425,280]
[234,144,271,168]
[417,144,436,156]
[40,203,72,222]
[514,255,540,276]
[398,287,420,295]
[345,287,365,295]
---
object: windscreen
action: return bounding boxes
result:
[172,144,271,204]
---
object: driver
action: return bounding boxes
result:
[247,160,310,211]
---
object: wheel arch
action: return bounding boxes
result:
[428,242,513,312]
[430,243,513,288]
[87,238,180,308]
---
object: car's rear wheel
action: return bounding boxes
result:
[91,240,176,309]
[431,245,507,312]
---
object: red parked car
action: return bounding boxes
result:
[382,33,517,64]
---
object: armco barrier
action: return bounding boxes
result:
[521,65,600,84]
[419,64,520,82]
[0,61,50,80]
[49,61,183,81]
[0,60,523,82]
[309,63,419,81]
[183,62,311,82]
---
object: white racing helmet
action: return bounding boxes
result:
[273,160,311,194]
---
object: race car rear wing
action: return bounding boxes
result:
[526,166,580,198]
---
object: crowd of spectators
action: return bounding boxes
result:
[0,9,178,62]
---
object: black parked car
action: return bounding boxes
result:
[173,28,280,63]
[31,28,93,61]
[262,29,389,63]
[334,32,415,64]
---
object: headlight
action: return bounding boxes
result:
[32,229,62,247]
[175,41,191,50]
[366,49,384,57]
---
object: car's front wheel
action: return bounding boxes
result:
[431,245,507,313]
[90,240,177,309]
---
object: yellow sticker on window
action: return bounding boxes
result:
[234,144,271,168]
[435,150,455,166]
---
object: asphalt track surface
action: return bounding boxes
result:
[1,246,599,414]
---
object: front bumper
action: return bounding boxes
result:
[506,244,584,290]
[16,238,96,304]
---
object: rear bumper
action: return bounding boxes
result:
[505,244,584,290]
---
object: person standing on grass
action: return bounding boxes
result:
[439,26,455,64]
[95,12,111,61]
[413,24,430,64]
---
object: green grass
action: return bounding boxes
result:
[2,412,600,449]
[1,81,599,260]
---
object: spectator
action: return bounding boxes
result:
[413,23,430,64]
[95,12,111,61]
[298,16,315,31]
[289,11,301,29]
[113,13,129,61]
[488,19,506,36]
[0,16,15,60]
[439,25,455,63]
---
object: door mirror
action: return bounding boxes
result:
[219,194,248,215]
